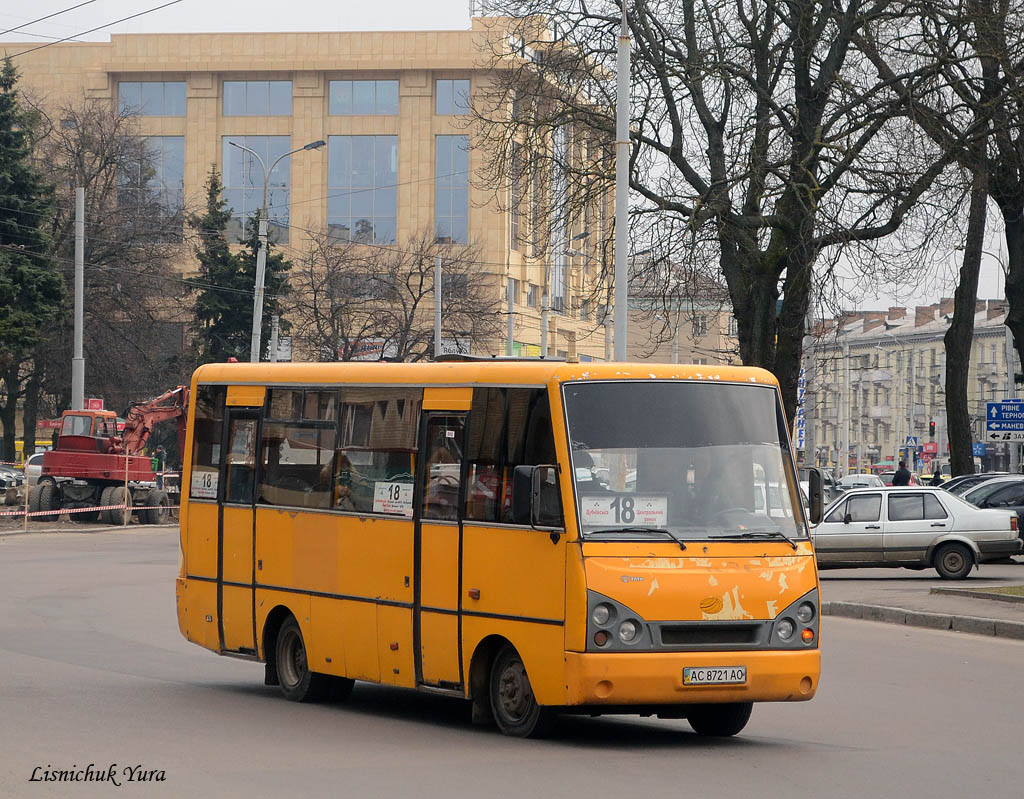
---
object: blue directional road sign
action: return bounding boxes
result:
[986,400,1024,441]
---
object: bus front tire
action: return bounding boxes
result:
[687,702,752,737]
[275,617,330,703]
[489,644,553,738]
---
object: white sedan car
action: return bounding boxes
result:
[812,486,1022,579]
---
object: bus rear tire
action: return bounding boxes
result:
[687,702,752,737]
[489,644,553,738]
[275,617,329,703]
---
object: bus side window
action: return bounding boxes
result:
[189,385,225,501]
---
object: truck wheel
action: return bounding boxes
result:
[104,486,131,525]
[99,486,116,524]
[142,490,170,524]
[33,482,58,522]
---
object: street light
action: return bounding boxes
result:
[229,138,326,362]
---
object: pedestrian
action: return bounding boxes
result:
[892,459,912,486]
[153,445,166,489]
[928,464,944,487]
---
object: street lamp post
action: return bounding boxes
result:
[229,138,325,363]
[613,1,631,361]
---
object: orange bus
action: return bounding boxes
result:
[176,360,824,737]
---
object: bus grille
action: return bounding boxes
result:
[659,624,762,646]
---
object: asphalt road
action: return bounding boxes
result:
[1,529,1022,799]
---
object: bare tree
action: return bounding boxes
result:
[471,1,960,423]
[21,97,191,450]
[288,231,504,362]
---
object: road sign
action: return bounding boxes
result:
[905,436,918,447]
[973,442,987,457]
[986,401,1024,441]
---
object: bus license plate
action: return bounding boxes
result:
[683,666,746,685]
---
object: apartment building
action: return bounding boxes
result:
[804,299,1017,473]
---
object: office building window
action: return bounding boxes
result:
[329,80,399,115]
[118,81,186,116]
[508,278,520,305]
[527,284,539,308]
[118,136,185,241]
[693,315,708,337]
[222,135,291,243]
[327,136,397,244]
[435,135,469,244]
[728,315,738,337]
[223,81,292,116]
[435,79,470,114]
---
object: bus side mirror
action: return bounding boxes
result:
[807,468,824,526]
[512,464,564,530]
[512,465,535,525]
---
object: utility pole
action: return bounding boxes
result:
[434,255,443,359]
[506,280,514,356]
[540,262,550,358]
[801,335,817,467]
[840,342,850,478]
[270,315,280,363]
[908,349,915,469]
[612,1,630,361]
[1005,320,1020,472]
[71,187,85,410]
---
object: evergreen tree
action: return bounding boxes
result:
[187,166,291,363]
[0,57,62,460]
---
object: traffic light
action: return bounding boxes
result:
[929,420,936,437]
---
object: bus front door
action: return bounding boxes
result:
[414,412,466,689]
[218,409,259,654]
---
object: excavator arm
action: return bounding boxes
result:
[122,386,190,456]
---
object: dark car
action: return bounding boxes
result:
[962,476,1024,525]
[944,472,1009,496]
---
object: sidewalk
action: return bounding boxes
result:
[820,559,1024,640]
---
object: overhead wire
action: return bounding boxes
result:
[0,1,98,38]
[5,0,184,59]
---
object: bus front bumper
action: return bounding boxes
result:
[562,648,820,706]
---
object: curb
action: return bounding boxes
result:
[0,522,178,538]
[930,586,1024,604]
[822,601,1024,641]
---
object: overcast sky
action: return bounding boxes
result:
[0,1,1008,310]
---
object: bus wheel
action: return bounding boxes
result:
[687,702,752,737]
[275,617,329,702]
[934,543,972,579]
[489,644,553,738]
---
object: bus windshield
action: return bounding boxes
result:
[563,381,806,542]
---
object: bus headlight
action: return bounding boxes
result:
[618,620,638,643]
[776,618,795,641]
[593,604,613,626]
[796,602,815,624]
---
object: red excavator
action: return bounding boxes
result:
[29,386,189,524]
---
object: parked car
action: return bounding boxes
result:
[0,465,24,506]
[838,473,886,489]
[812,486,1022,578]
[24,452,45,488]
[878,470,921,486]
[944,472,1008,496]
[961,476,1024,522]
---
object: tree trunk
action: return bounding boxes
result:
[1003,213,1024,376]
[944,176,987,477]
[0,365,18,463]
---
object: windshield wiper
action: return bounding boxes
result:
[710,530,798,550]
[591,527,687,551]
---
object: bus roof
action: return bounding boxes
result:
[191,360,780,389]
